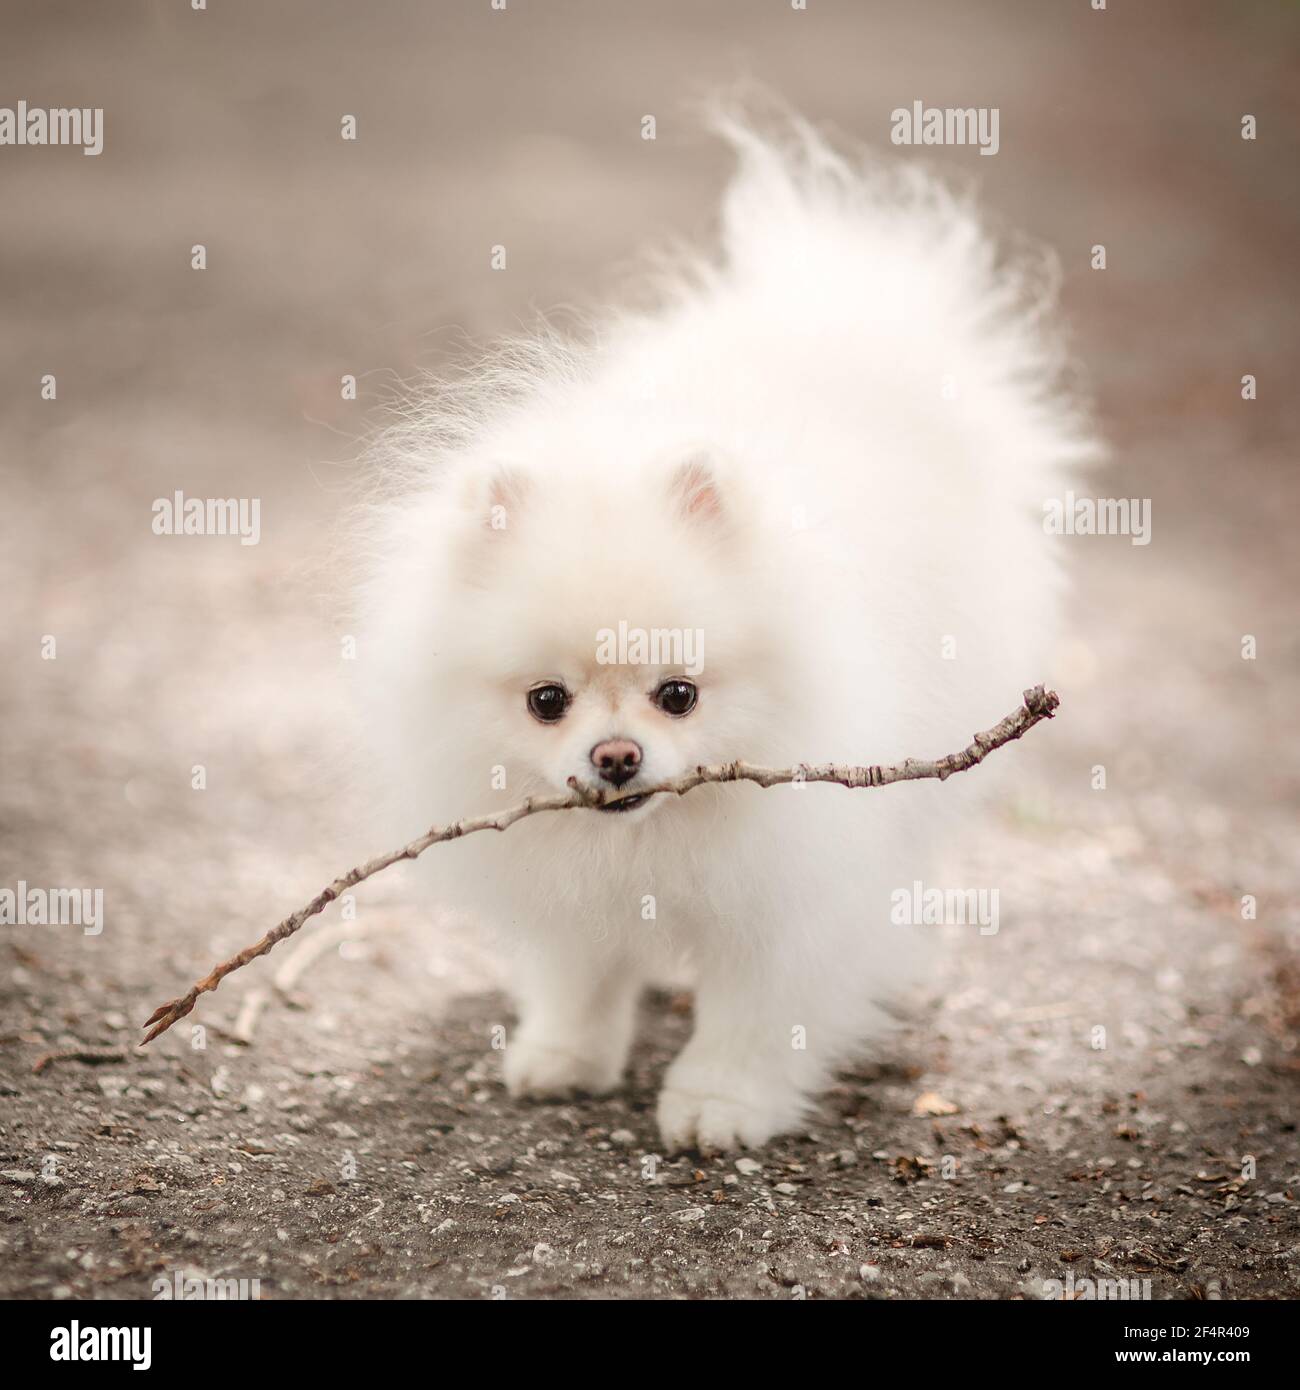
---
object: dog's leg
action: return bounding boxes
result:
[656,947,835,1152]
[502,940,642,1099]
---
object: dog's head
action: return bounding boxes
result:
[436,447,794,820]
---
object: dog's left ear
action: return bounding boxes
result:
[668,453,731,531]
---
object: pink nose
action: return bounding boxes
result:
[590,738,642,787]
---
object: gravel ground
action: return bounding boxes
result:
[2,0,1297,1300]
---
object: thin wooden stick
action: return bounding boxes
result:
[141,684,1059,1045]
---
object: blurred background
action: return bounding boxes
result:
[1,0,1297,1299]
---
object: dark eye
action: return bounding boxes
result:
[527,683,570,723]
[653,679,698,717]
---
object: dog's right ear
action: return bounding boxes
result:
[463,464,530,535]
[453,463,530,585]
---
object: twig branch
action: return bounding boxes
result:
[33,1046,130,1075]
[141,684,1059,1046]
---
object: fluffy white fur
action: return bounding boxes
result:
[355,119,1096,1151]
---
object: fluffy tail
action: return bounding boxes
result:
[707,111,1097,446]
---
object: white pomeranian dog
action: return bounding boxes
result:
[355,118,1096,1152]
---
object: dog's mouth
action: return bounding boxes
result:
[596,792,651,814]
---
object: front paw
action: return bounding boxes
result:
[656,1075,804,1154]
[502,1037,624,1100]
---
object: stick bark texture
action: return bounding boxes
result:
[141,684,1060,1045]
